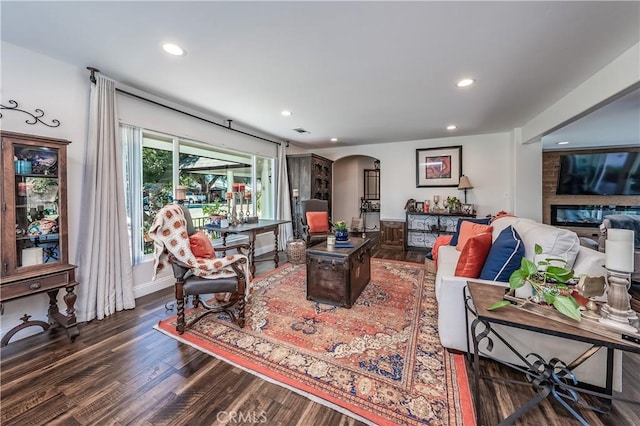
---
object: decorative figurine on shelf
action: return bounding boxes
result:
[404,198,416,213]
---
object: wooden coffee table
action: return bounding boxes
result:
[306,237,372,308]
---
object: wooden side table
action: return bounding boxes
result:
[464,281,640,425]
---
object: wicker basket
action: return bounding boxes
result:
[286,238,307,265]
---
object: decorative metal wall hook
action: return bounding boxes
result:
[0,100,61,127]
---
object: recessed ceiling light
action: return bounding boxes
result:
[446,125,457,131]
[162,43,185,56]
[557,141,570,145]
[456,78,475,88]
[330,137,338,142]
[281,110,292,117]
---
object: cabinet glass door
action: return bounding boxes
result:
[13,144,61,268]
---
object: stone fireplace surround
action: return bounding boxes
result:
[543,147,640,238]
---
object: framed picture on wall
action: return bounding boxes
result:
[415,146,462,187]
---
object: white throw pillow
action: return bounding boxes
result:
[514,219,580,269]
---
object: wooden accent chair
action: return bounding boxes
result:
[150,204,250,334]
[300,199,333,246]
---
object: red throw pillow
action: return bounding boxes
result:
[432,235,453,266]
[456,221,493,251]
[455,232,493,278]
[306,211,330,233]
[189,231,216,259]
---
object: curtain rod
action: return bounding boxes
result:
[87,66,286,147]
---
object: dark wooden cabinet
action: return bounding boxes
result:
[287,153,333,229]
[1,131,79,346]
[380,220,405,250]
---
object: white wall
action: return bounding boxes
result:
[313,132,516,221]
[512,129,544,221]
[1,41,89,341]
[332,156,359,222]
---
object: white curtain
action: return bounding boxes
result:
[277,143,293,250]
[77,75,135,322]
[121,125,144,265]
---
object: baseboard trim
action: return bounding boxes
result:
[133,275,174,299]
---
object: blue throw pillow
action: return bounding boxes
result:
[449,217,491,246]
[479,226,524,282]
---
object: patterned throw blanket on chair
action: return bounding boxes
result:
[148,205,251,294]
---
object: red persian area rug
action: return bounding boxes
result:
[155,258,475,425]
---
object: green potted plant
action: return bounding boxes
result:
[203,199,227,226]
[202,199,224,216]
[334,220,349,241]
[446,196,461,213]
[488,243,581,321]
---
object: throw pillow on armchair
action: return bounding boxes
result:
[189,231,216,259]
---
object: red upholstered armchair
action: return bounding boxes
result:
[300,199,333,246]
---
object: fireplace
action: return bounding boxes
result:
[551,205,640,228]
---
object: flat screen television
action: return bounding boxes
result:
[556,151,640,195]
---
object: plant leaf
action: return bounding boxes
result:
[522,258,538,276]
[546,266,574,283]
[553,296,581,321]
[509,269,527,289]
[534,244,543,255]
[487,300,512,311]
[542,291,555,305]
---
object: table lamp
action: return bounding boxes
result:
[458,175,473,203]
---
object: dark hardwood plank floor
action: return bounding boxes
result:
[1,238,639,425]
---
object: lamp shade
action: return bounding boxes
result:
[458,175,473,190]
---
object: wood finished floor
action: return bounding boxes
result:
[1,242,639,425]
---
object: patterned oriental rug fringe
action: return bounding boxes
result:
[155,258,475,425]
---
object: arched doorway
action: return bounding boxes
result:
[332,155,380,231]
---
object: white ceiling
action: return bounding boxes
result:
[2,1,639,149]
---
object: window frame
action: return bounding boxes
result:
[122,126,276,264]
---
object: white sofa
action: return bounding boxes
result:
[435,216,622,390]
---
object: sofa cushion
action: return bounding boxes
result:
[189,231,216,259]
[454,232,493,278]
[479,226,524,282]
[456,221,493,251]
[450,217,492,246]
[489,216,521,240]
[514,219,580,268]
[306,211,330,232]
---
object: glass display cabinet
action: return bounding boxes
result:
[1,131,79,346]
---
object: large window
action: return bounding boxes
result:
[122,126,276,264]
